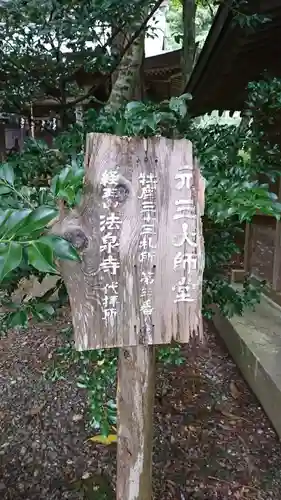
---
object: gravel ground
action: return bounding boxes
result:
[0,316,281,499]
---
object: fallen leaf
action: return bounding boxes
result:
[87,434,117,445]
[186,425,197,432]
[216,402,241,420]
[230,381,241,399]
[220,409,241,420]
[218,423,234,432]
[71,473,114,500]
[72,414,83,423]
[26,403,45,416]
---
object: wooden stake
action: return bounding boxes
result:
[117,345,155,500]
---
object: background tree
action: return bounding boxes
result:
[165,0,217,86]
[0,0,163,124]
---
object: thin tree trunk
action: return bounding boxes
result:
[182,0,197,88]
[104,21,146,113]
[111,31,126,87]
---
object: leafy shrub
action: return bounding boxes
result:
[1,79,281,432]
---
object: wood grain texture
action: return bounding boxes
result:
[53,133,205,350]
[117,345,155,500]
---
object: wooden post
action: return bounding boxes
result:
[272,179,281,291]
[117,346,155,500]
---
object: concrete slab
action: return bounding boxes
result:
[213,294,281,439]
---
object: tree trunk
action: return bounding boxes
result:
[104,24,146,113]
[182,0,197,88]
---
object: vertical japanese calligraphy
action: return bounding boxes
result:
[61,134,204,350]
[100,167,121,326]
[172,164,198,304]
[138,168,157,341]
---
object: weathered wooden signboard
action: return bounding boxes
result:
[54,132,205,500]
[56,133,205,350]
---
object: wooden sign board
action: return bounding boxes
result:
[56,133,205,350]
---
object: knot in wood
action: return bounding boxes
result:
[114,182,130,204]
[123,349,130,360]
[64,229,88,251]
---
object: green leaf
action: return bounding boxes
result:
[50,175,60,196]
[1,209,31,239]
[169,96,187,118]
[180,93,192,101]
[114,116,126,136]
[16,206,58,238]
[144,113,157,131]
[125,101,145,113]
[0,242,22,282]
[0,183,13,194]
[174,33,182,45]
[56,187,76,204]
[0,163,14,185]
[35,303,55,315]
[0,210,13,235]
[27,241,57,273]
[65,167,84,185]
[40,235,81,261]
[33,302,55,320]
[9,310,28,329]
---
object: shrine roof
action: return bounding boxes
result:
[185,0,281,115]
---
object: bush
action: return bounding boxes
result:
[1,79,281,432]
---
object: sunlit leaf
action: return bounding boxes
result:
[0,184,13,194]
[88,434,117,445]
[125,101,145,113]
[27,241,57,273]
[0,163,14,185]
[40,235,81,261]
[180,92,192,101]
[1,209,31,239]
[16,206,58,238]
[56,186,76,204]
[0,209,13,236]
[169,96,187,118]
[50,175,60,196]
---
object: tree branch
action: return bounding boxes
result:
[206,0,215,17]
[63,0,164,110]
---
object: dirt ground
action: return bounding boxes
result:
[0,316,281,500]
